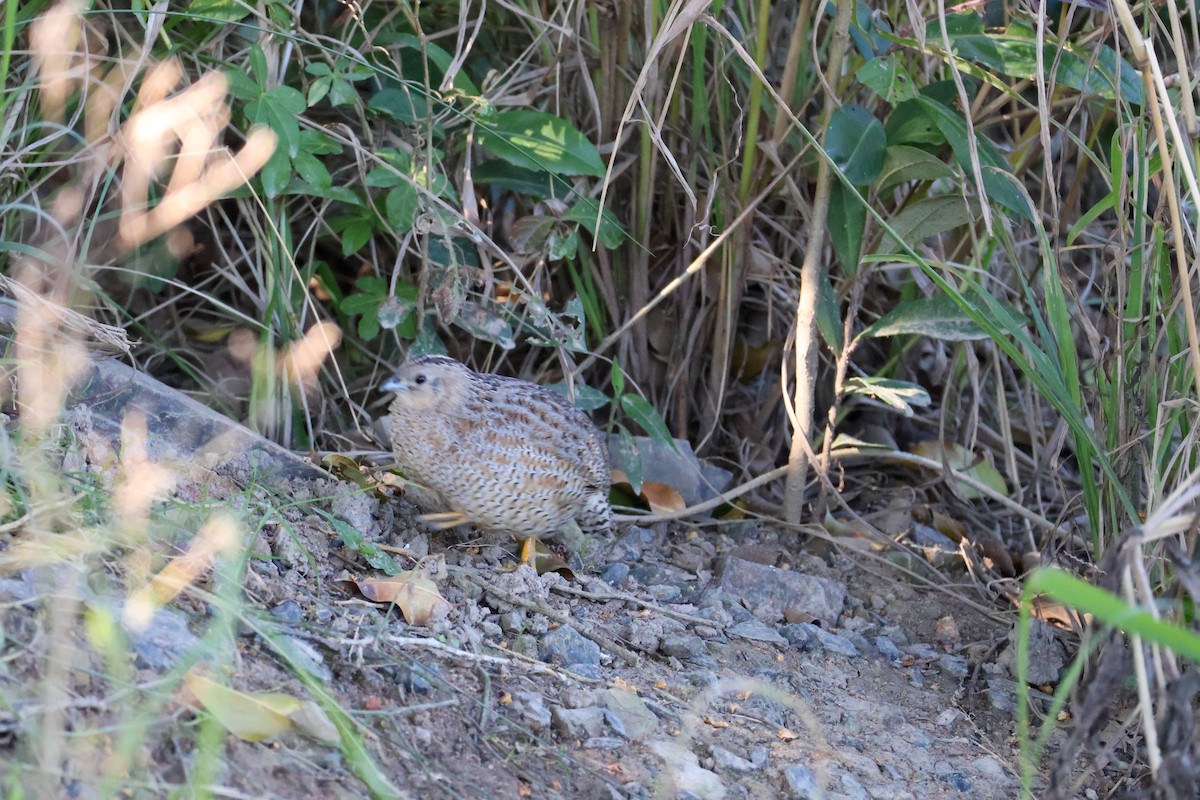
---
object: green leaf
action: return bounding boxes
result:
[471,161,574,200]
[188,0,252,21]
[856,55,918,104]
[259,148,291,198]
[545,381,610,412]
[613,425,643,495]
[620,394,674,450]
[324,514,404,575]
[951,22,1143,104]
[863,293,989,341]
[564,198,626,249]
[1024,569,1200,663]
[384,185,419,234]
[826,105,887,185]
[875,195,975,253]
[291,151,330,191]
[828,182,865,275]
[370,87,428,124]
[610,359,625,399]
[843,376,931,416]
[477,110,605,177]
[913,95,1032,219]
[816,268,844,354]
[877,145,955,189]
[884,100,946,148]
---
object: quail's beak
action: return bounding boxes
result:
[379,374,406,393]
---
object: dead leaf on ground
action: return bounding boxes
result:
[183,671,301,742]
[611,470,686,513]
[347,560,449,625]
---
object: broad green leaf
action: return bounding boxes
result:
[477,110,605,177]
[471,161,574,200]
[826,105,887,185]
[564,197,626,249]
[863,293,989,341]
[828,182,866,275]
[875,195,974,253]
[370,87,428,124]
[187,0,252,22]
[325,514,404,575]
[384,185,419,234]
[856,55,918,104]
[951,22,1142,104]
[878,145,955,189]
[914,95,1032,219]
[884,100,946,148]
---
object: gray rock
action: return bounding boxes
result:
[552,706,607,738]
[716,557,846,626]
[499,611,523,634]
[840,772,867,799]
[711,746,757,772]
[600,688,658,739]
[779,624,814,649]
[540,625,601,669]
[600,562,630,585]
[649,740,727,800]
[646,584,682,602]
[270,600,304,623]
[791,623,859,658]
[938,654,969,678]
[903,643,937,660]
[875,635,902,662]
[584,736,623,749]
[662,634,709,661]
[128,608,199,672]
[999,619,1066,685]
[783,765,820,798]
[512,691,552,731]
[727,620,787,645]
[607,435,732,506]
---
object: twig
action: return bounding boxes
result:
[552,584,723,629]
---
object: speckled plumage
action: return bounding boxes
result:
[381,355,612,543]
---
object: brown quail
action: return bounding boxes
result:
[380,354,612,564]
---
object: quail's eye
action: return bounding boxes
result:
[414,374,427,385]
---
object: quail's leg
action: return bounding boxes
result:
[518,536,539,567]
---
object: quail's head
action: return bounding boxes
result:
[379,355,470,412]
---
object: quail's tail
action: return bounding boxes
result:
[581,492,614,537]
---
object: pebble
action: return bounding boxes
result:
[783,765,820,799]
[791,623,860,658]
[601,562,630,585]
[662,634,709,661]
[512,691,551,731]
[711,745,757,772]
[875,635,903,662]
[938,654,969,678]
[600,688,658,739]
[129,608,199,672]
[540,625,601,670]
[551,706,607,738]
